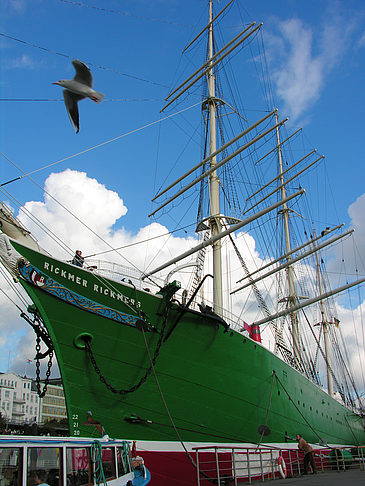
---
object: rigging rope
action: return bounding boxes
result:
[0,98,163,102]
[60,0,186,26]
[85,223,195,258]
[0,102,201,187]
[134,292,215,483]
[0,31,169,88]
[85,302,169,396]
[301,312,349,406]
[255,371,275,451]
[273,372,324,443]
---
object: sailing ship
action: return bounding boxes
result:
[0,1,364,484]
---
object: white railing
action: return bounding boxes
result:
[193,444,365,485]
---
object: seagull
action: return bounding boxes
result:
[53,59,104,133]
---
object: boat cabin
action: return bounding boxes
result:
[0,435,147,486]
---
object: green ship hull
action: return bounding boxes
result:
[7,238,365,448]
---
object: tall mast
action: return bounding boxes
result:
[207,0,223,316]
[275,112,301,365]
[313,225,334,396]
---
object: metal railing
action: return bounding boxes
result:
[193,445,365,485]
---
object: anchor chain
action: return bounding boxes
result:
[20,308,54,398]
[85,304,170,396]
[35,334,54,398]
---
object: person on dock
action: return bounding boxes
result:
[72,250,84,267]
[296,433,317,474]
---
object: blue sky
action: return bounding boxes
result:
[0,0,365,390]
[1,0,364,226]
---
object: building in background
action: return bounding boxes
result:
[0,372,67,427]
[38,378,67,424]
[0,372,39,425]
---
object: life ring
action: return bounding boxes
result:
[278,456,287,479]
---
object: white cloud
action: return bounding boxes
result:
[268,8,356,122]
[0,271,34,370]
[327,192,365,278]
[272,18,323,121]
[6,54,41,70]
[19,169,128,259]
[1,170,364,394]
[1,0,26,13]
[359,31,365,48]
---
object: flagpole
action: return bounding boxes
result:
[24,359,32,377]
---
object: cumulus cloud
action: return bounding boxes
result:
[19,169,128,259]
[1,169,364,395]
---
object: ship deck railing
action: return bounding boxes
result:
[85,259,248,330]
[192,444,365,485]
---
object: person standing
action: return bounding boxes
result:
[72,250,84,267]
[296,434,317,474]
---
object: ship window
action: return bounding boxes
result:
[310,406,312,411]
[27,447,62,486]
[101,447,116,481]
[0,447,22,486]
[66,447,93,485]
[297,401,300,405]
[277,390,280,396]
[117,446,131,476]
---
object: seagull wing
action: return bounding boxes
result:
[72,59,93,87]
[63,89,84,133]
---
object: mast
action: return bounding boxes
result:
[313,225,334,396]
[275,112,301,365]
[207,0,223,316]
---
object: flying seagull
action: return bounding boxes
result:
[53,59,104,133]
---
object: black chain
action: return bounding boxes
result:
[85,305,170,395]
[35,333,54,398]
[20,310,54,398]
